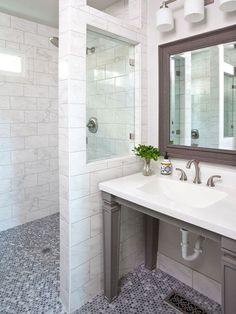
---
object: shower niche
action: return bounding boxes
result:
[86,29,135,162]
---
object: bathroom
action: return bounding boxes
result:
[0,0,235,313]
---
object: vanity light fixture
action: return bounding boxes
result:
[156,1,174,32]
[184,0,205,22]
[156,0,236,32]
[219,0,236,12]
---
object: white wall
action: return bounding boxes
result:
[147,0,236,302]
[0,12,58,231]
[59,0,148,312]
[104,0,141,27]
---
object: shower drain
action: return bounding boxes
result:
[41,247,51,254]
[165,291,210,314]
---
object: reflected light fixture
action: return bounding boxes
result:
[156,1,174,32]
[184,0,205,22]
[219,0,236,12]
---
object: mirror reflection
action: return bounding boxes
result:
[170,41,236,150]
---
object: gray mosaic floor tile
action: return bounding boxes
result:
[76,265,222,314]
[0,214,66,314]
[0,214,222,314]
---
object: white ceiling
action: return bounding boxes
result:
[0,0,59,27]
[0,0,119,28]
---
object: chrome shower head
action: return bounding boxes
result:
[49,37,59,48]
[86,47,96,54]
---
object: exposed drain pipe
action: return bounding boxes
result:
[180,229,205,262]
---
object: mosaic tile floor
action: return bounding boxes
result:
[0,213,222,314]
[76,265,222,314]
[0,213,65,314]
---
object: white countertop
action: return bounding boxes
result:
[99,172,236,240]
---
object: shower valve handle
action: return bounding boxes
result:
[87,117,98,133]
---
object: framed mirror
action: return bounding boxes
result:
[159,25,236,166]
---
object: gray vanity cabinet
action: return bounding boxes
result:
[102,191,236,314]
[221,237,236,314]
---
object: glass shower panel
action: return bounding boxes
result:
[86,30,135,162]
[170,55,185,145]
[224,43,236,139]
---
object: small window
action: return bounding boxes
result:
[0,50,23,75]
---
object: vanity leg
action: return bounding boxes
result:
[102,192,121,303]
[145,215,159,270]
[221,237,236,314]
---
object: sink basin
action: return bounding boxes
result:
[138,178,227,209]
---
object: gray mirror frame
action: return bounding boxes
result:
[159,25,236,166]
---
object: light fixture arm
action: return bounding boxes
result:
[157,0,235,33]
[161,0,214,7]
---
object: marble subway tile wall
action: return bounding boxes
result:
[103,0,142,27]
[0,12,58,231]
[59,0,148,312]
[191,47,219,148]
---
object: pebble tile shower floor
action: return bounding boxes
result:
[0,213,221,314]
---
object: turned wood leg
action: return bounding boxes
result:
[145,215,159,270]
[221,237,236,314]
[102,192,121,303]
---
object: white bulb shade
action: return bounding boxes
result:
[156,7,174,32]
[219,0,236,12]
[184,0,205,23]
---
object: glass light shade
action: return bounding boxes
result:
[156,7,174,32]
[184,0,205,23]
[219,0,236,12]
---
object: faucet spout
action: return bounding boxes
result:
[186,160,201,184]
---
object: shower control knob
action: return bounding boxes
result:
[87,117,98,133]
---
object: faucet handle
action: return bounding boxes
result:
[206,175,221,187]
[176,168,187,181]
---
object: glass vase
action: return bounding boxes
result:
[142,159,152,176]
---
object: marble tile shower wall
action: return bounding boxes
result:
[224,48,236,138]
[0,12,58,231]
[86,33,135,162]
[191,48,219,148]
[59,0,147,312]
[104,0,142,27]
[176,49,219,148]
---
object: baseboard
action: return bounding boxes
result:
[157,253,221,305]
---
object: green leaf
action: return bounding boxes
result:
[133,144,160,161]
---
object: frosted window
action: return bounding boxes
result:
[0,52,22,74]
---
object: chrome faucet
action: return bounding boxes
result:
[176,168,187,181]
[206,175,221,187]
[186,160,201,184]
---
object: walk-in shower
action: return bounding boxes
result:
[86,30,136,162]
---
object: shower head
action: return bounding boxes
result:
[86,47,96,54]
[49,37,59,48]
